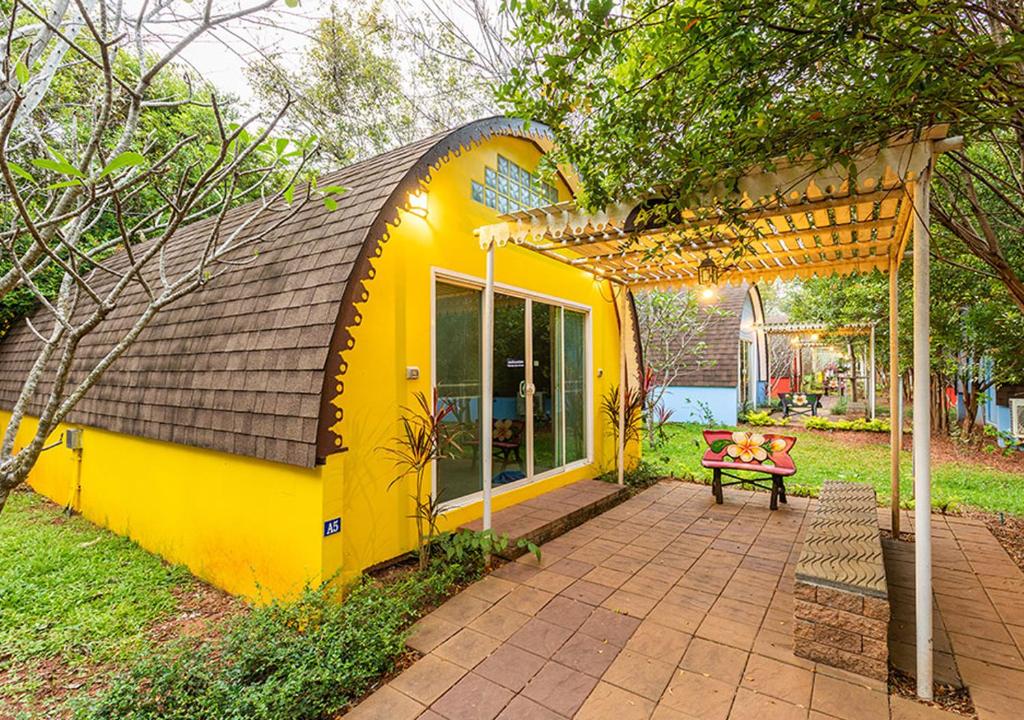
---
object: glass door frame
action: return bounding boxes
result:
[429,267,594,510]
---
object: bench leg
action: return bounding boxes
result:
[769,480,779,510]
[712,468,723,504]
[777,478,787,504]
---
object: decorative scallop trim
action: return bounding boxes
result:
[315,117,557,460]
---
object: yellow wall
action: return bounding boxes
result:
[335,134,638,582]
[4,409,340,601]
[11,132,638,600]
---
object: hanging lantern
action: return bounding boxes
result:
[697,256,719,286]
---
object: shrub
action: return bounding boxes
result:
[598,459,661,490]
[77,562,474,720]
[436,529,541,564]
[832,395,849,415]
[744,410,786,427]
[804,417,889,433]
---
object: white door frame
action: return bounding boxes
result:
[430,267,593,512]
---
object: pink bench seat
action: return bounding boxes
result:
[700,430,798,509]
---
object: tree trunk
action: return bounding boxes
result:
[0,485,8,515]
[930,374,951,436]
[849,342,858,402]
[961,388,980,442]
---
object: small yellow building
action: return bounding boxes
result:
[0,117,641,601]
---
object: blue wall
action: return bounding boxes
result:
[992,403,1012,435]
[660,386,740,426]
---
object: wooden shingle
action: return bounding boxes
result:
[0,117,553,467]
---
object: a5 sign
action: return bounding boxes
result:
[323,517,341,537]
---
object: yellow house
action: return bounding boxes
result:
[0,117,641,601]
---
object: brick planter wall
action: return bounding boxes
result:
[794,581,890,680]
[793,482,890,682]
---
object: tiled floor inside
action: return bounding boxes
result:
[350,481,1024,720]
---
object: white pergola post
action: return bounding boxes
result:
[869,326,876,419]
[889,255,901,536]
[617,292,626,486]
[481,242,496,531]
[913,169,934,700]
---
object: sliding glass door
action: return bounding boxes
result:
[435,283,482,504]
[435,279,589,505]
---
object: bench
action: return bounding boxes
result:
[700,430,797,510]
[780,392,821,418]
[468,418,525,468]
[794,481,890,681]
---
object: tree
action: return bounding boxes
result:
[785,240,1024,440]
[634,288,727,443]
[248,0,499,166]
[757,281,795,396]
[499,0,1024,310]
[0,0,337,514]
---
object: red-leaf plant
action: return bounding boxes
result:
[382,390,463,570]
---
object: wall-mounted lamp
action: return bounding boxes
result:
[408,190,428,218]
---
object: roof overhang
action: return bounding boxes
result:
[475,127,961,289]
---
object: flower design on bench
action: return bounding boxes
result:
[708,431,789,466]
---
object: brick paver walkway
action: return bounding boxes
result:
[349,481,1024,720]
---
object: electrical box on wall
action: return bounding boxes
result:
[65,428,83,450]
[406,366,420,380]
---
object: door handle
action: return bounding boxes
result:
[519,380,526,398]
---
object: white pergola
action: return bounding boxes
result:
[756,321,878,418]
[474,127,962,698]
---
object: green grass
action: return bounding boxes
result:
[79,544,483,720]
[0,490,189,670]
[647,423,1024,516]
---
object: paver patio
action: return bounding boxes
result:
[349,481,1024,719]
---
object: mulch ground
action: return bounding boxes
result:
[0,577,244,720]
[889,667,977,717]
[971,510,1024,574]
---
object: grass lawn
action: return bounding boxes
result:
[0,487,482,720]
[0,489,227,718]
[647,422,1024,516]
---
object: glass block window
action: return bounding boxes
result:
[472,154,560,213]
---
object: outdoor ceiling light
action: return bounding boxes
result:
[697,256,719,286]
[408,190,428,218]
[700,287,717,301]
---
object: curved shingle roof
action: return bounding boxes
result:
[0,117,553,467]
[644,284,759,388]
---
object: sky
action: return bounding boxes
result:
[157,0,329,103]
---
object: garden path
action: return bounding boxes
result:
[350,481,1024,720]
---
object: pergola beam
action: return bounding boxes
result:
[499,187,905,256]
[620,255,891,290]
[577,216,903,264]
[582,234,899,279]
